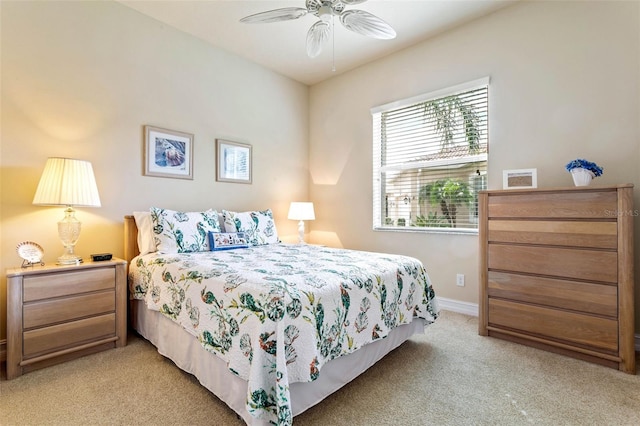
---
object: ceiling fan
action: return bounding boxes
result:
[240,0,397,58]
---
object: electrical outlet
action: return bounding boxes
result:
[456,273,465,287]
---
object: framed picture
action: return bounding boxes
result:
[144,125,193,179]
[503,168,537,189]
[216,139,252,184]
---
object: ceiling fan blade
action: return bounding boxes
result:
[306,21,331,58]
[240,7,308,24]
[339,9,396,39]
[337,0,368,5]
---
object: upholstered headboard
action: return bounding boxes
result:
[123,215,140,266]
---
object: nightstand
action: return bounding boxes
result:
[6,258,127,379]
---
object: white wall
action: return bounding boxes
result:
[308,1,640,330]
[0,1,309,340]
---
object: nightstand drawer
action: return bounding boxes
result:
[23,268,115,302]
[23,313,116,358]
[24,290,115,329]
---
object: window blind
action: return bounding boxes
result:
[372,78,489,231]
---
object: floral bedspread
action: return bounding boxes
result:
[129,244,439,425]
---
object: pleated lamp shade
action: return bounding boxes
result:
[33,158,101,207]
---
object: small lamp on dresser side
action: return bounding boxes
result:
[288,202,315,244]
[32,157,101,264]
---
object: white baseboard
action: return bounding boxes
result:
[436,297,478,317]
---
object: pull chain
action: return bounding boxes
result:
[332,15,336,72]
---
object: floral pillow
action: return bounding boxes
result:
[150,207,221,253]
[222,209,279,246]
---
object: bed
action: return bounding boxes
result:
[124,210,439,425]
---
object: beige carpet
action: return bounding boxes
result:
[1,311,639,425]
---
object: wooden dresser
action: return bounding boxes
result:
[6,258,127,379]
[478,185,635,373]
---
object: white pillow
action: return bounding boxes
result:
[222,209,279,246]
[150,207,221,253]
[133,211,157,255]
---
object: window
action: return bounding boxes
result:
[372,78,489,233]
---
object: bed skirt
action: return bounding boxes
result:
[131,299,426,425]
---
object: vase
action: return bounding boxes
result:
[570,168,594,186]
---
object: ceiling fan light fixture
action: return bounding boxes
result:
[318,5,334,22]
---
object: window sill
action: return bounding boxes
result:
[373,226,478,236]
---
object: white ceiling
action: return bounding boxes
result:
[118,0,515,86]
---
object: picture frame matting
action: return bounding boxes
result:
[216,139,252,184]
[502,168,538,189]
[144,125,194,180]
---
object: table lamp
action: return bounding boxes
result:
[33,158,101,264]
[288,202,315,244]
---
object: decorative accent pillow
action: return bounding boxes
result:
[150,207,221,253]
[208,232,249,251]
[133,211,157,255]
[222,209,279,246]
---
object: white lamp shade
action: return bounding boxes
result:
[33,158,101,207]
[288,202,315,221]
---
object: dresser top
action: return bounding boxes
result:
[480,183,633,195]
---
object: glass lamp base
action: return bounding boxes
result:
[57,206,83,264]
[57,253,83,265]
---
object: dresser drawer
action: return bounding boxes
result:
[23,268,115,302]
[488,299,618,353]
[24,290,115,329]
[488,190,617,219]
[488,220,617,249]
[488,244,617,283]
[23,313,116,358]
[488,271,617,317]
